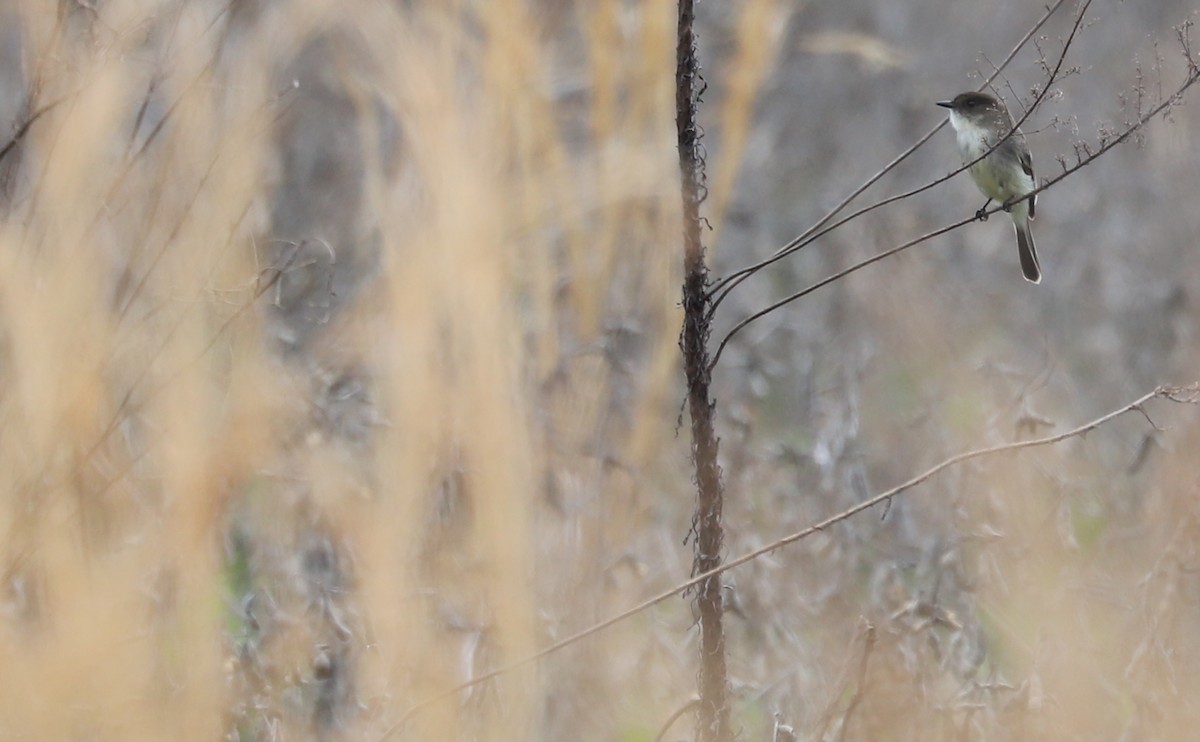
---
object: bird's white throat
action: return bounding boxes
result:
[947,110,993,159]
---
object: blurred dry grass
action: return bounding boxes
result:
[0,1,1198,741]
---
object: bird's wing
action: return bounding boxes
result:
[1020,147,1036,219]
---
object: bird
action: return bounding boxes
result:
[937,91,1041,283]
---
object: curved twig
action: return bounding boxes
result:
[708,44,1197,372]
[380,382,1199,737]
[704,0,1071,312]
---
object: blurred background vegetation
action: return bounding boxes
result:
[0,0,1197,740]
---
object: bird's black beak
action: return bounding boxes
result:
[936,100,954,109]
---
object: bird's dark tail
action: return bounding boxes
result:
[1014,218,1041,284]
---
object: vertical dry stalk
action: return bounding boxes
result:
[675,2,730,740]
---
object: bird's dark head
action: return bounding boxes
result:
[937,91,1004,117]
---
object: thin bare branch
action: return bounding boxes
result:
[708,56,1199,371]
[835,622,876,742]
[812,618,876,741]
[382,382,1200,737]
[0,97,63,165]
[654,697,701,742]
[704,0,1070,310]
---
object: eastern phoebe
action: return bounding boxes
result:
[937,92,1040,284]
